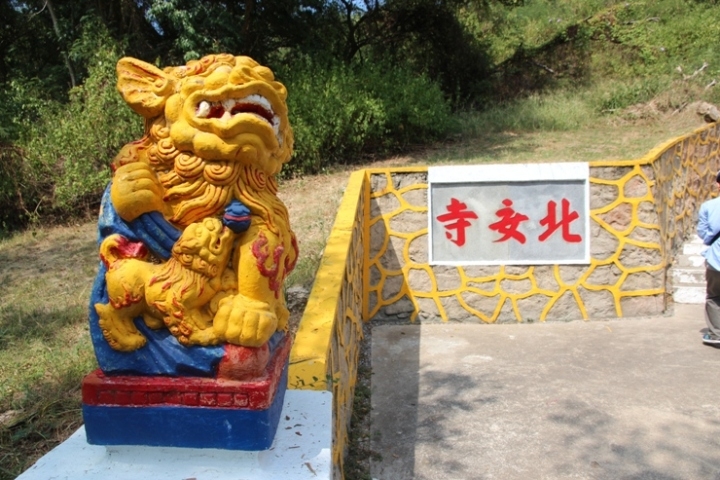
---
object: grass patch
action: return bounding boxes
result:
[428,95,703,166]
[286,239,328,289]
[280,171,350,288]
[460,90,598,134]
[343,371,375,479]
[0,223,98,480]
[343,322,379,480]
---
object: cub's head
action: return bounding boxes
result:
[172,217,234,277]
[117,54,293,175]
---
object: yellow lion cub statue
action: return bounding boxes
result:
[96,218,237,351]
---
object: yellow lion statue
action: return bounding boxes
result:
[108,54,298,350]
[95,217,237,351]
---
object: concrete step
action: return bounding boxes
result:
[673,237,707,304]
[683,241,708,256]
[671,267,706,285]
[672,285,706,304]
[675,254,706,268]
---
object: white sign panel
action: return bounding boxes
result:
[428,163,590,266]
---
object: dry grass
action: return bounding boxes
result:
[418,107,704,166]
[279,170,353,288]
[0,222,98,478]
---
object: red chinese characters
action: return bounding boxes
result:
[436,197,583,247]
[436,198,478,247]
[538,199,582,243]
[489,199,529,244]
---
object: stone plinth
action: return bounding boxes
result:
[17,390,331,480]
[82,334,291,450]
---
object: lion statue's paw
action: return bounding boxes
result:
[213,294,278,347]
[275,303,290,332]
[111,161,170,222]
[182,326,223,346]
[96,303,147,352]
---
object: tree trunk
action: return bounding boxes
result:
[45,0,76,88]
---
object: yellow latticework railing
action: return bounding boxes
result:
[363,123,720,323]
[651,125,720,259]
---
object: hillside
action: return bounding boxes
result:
[486,0,720,112]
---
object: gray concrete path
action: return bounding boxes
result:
[370,304,720,480]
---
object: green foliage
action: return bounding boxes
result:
[468,0,617,65]
[591,77,671,113]
[582,0,720,111]
[147,0,225,62]
[460,90,597,133]
[0,146,26,231]
[2,0,720,227]
[484,0,720,116]
[11,21,141,225]
[376,0,496,106]
[281,58,455,175]
[618,2,718,74]
[146,0,334,65]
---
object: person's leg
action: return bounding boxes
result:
[705,263,720,341]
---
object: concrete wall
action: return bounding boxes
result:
[365,123,720,323]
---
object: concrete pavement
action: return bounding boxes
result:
[370,304,720,480]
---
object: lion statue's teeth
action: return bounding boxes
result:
[272,120,281,145]
[196,101,211,118]
[245,95,273,113]
[222,99,236,112]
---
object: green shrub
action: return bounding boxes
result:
[0,145,27,232]
[591,77,671,113]
[282,59,385,175]
[280,57,455,175]
[0,78,55,231]
[18,23,141,223]
[361,62,457,146]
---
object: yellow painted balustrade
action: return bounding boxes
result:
[289,170,366,479]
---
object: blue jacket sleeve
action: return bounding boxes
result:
[699,203,711,243]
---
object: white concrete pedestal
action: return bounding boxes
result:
[16,390,331,480]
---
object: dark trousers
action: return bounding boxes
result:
[706,262,720,339]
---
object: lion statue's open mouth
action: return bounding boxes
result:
[116,54,293,168]
[193,95,282,145]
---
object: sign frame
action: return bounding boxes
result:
[427,163,591,266]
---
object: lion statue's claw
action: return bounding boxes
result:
[96,303,147,352]
[213,294,278,347]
